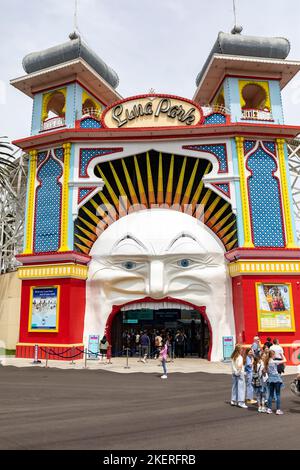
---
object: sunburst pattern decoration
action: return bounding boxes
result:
[75,151,238,253]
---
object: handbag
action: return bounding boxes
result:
[277,363,285,374]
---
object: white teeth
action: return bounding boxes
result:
[120,301,193,311]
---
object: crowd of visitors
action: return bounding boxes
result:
[231,336,288,414]
[121,329,199,359]
[99,331,300,389]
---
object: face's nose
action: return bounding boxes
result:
[148,260,166,299]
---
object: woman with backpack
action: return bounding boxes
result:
[264,349,286,415]
[99,335,110,362]
[230,344,248,409]
[175,331,185,358]
[252,355,268,413]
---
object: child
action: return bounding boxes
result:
[252,355,268,413]
[244,348,256,404]
[159,339,168,379]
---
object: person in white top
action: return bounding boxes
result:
[230,344,248,409]
[270,338,286,374]
[270,338,284,359]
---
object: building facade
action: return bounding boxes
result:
[11,30,300,362]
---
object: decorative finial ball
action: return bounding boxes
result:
[231,25,243,35]
[69,31,79,40]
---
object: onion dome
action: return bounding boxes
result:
[196,30,291,86]
[22,32,119,89]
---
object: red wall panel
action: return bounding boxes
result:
[233,275,300,345]
[18,278,86,345]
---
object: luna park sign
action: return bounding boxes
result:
[102,95,203,129]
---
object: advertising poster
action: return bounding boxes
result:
[88,335,100,359]
[29,286,59,332]
[222,336,234,361]
[256,283,295,332]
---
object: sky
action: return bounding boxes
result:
[1,0,300,143]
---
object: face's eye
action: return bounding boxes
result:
[177,259,192,268]
[122,261,137,270]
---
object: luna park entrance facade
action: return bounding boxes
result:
[110,302,210,359]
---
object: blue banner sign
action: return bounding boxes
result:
[88,335,100,360]
[223,336,234,361]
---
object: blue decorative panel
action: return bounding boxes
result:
[79,148,122,177]
[54,147,64,162]
[247,146,284,247]
[78,187,96,203]
[80,118,102,129]
[79,189,92,199]
[204,113,226,125]
[244,140,256,153]
[213,183,230,196]
[183,144,228,173]
[263,141,276,154]
[37,151,47,166]
[34,157,63,252]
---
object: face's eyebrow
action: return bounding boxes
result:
[110,233,148,253]
[166,232,203,251]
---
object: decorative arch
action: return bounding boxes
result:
[42,88,67,122]
[82,90,102,119]
[246,143,285,247]
[104,298,213,361]
[239,80,271,111]
[74,151,238,253]
[34,151,63,252]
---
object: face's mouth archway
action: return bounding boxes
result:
[84,209,235,362]
[104,296,213,360]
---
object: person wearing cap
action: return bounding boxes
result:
[251,336,261,358]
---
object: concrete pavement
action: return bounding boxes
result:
[1,355,299,375]
[0,365,299,450]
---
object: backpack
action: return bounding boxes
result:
[277,363,285,374]
[176,334,184,345]
[252,371,261,388]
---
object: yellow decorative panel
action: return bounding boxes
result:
[18,263,88,280]
[23,150,37,254]
[229,260,300,277]
[58,143,71,252]
[235,137,254,248]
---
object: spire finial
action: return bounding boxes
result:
[231,0,243,34]
[69,0,80,40]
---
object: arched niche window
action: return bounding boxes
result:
[82,91,102,119]
[41,88,67,126]
[213,87,225,109]
[239,80,272,121]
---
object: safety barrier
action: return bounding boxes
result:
[31,343,176,369]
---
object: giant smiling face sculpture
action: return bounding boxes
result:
[84,209,235,361]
